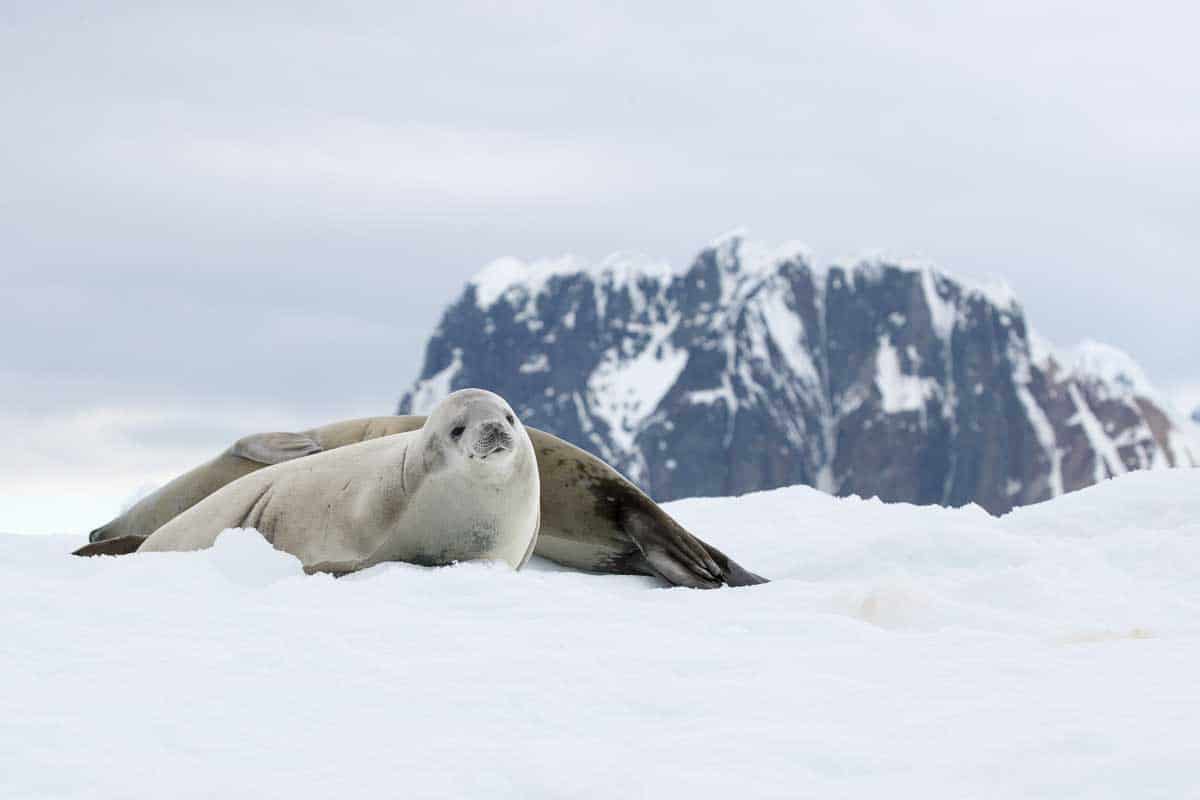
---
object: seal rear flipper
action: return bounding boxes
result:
[227,432,323,465]
[639,550,722,589]
[698,541,769,587]
[619,506,724,589]
[72,535,147,557]
[620,506,769,589]
[88,520,118,543]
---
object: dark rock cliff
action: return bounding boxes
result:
[399,234,1197,514]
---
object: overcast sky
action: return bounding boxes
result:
[3,2,1198,533]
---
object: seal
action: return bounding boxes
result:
[78,411,766,588]
[136,390,540,575]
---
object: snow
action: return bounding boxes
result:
[518,353,550,374]
[407,347,463,414]
[1014,380,1064,497]
[1068,339,1157,399]
[586,321,688,455]
[965,276,1017,310]
[5,470,1200,798]
[754,287,820,386]
[686,384,736,407]
[1166,427,1200,470]
[920,267,958,340]
[1067,383,1128,481]
[708,226,750,249]
[594,250,675,288]
[1023,333,1196,473]
[1027,327,1058,371]
[1011,338,1064,497]
[1033,336,1160,404]
[470,252,673,311]
[470,254,584,309]
[874,335,937,414]
[698,233,816,322]
[713,234,812,276]
[837,252,1016,315]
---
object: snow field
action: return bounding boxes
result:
[3,469,1199,798]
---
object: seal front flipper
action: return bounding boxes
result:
[72,535,147,557]
[227,432,323,465]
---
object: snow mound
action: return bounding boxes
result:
[833,251,1019,312]
[708,229,814,274]
[4,470,1200,798]
[1067,339,1157,397]
[203,527,305,587]
[1029,334,1159,399]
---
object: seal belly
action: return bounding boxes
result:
[372,467,540,571]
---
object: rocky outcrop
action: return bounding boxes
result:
[399,234,1197,514]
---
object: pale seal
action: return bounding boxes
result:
[136,390,540,575]
[78,411,766,588]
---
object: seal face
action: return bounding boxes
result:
[136,390,541,575]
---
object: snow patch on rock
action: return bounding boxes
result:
[1066,383,1127,481]
[1068,339,1157,399]
[407,348,462,414]
[875,336,937,414]
[587,323,688,455]
[471,252,673,310]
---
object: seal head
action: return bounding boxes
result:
[418,389,527,484]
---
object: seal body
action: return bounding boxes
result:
[85,433,324,546]
[82,412,765,588]
[138,391,540,574]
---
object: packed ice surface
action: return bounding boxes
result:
[4,470,1199,798]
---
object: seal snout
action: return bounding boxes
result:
[472,420,515,459]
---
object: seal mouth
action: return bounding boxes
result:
[477,442,511,460]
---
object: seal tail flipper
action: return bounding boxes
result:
[698,541,769,587]
[620,506,720,588]
[620,506,767,589]
[72,535,148,557]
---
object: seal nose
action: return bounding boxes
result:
[474,420,514,458]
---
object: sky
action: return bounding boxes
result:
[3,2,1198,533]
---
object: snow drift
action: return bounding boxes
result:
[4,469,1199,798]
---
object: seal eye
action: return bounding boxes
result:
[506,414,515,426]
[450,425,465,440]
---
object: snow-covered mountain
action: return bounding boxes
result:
[398,233,1197,514]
